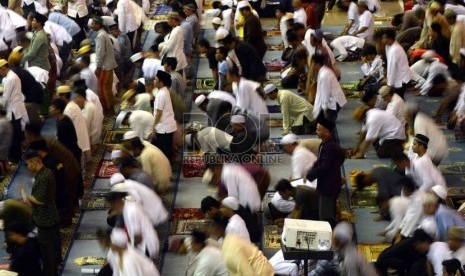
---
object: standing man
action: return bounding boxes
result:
[160,12,188,73]
[0,59,28,164]
[64,0,88,45]
[281,133,317,180]
[91,16,118,115]
[24,151,61,276]
[163,57,186,96]
[353,0,374,43]
[239,3,266,59]
[383,29,412,98]
[152,70,177,161]
[21,13,50,71]
[184,4,200,42]
[306,118,344,227]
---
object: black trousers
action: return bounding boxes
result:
[70,15,87,47]
[394,83,407,99]
[37,224,61,276]
[152,132,174,160]
[8,114,22,163]
[373,139,404,159]
[319,195,337,228]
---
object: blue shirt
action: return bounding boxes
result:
[218,60,228,89]
[48,12,81,36]
[435,204,465,241]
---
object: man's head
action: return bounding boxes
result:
[442,258,461,276]
[90,16,104,31]
[105,192,127,214]
[378,86,393,103]
[429,1,442,16]
[155,70,172,89]
[109,24,120,38]
[412,134,429,155]
[292,0,302,9]
[227,64,240,83]
[446,227,465,252]
[201,196,221,218]
[361,44,377,62]
[311,53,325,72]
[155,21,170,35]
[281,134,299,155]
[275,6,285,19]
[24,123,42,144]
[286,29,299,47]
[239,2,252,17]
[381,28,396,46]
[163,57,177,73]
[209,214,228,239]
[292,22,306,40]
[130,52,144,68]
[230,115,246,133]
[183,4,197,16]
[414,6,425,21]
[118,156,140,178]
[215,46,228,62]
[56,85,72,101]
[220,196,240,218]
[353,171,374,191]
[72,86,87,109]
[190,231,207,253]
[429,22,442,38]
[423,192,440,216]
[31,12,47,30]
[128,137,145,157]
[197,39,211,54]
[413,229,433,254]
[167,12,180,27]
[25,151,43,174]
[357,0,368,14]
[194,94,208,112]
[332,222,353,250]
[7,222,32,245]
[264,83,279,100]
[361,93,377,108]
[29,139,49,158]
[275,179,294,200]
[316,117,334,140]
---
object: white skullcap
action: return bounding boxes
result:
[110,183,127,193]
[421,50,435,60]
[460,48,465,56]
[195,94,207,106]
[431,185,447,200]
[230,115,246,124]
[334,222,353,245]
[185,134,193,147]
[418,216,437,239]
[212,17,222,25]
[53,4,63,11]
[264,84,278,94]
[237,0,249,10]
[111,150,122,160]
[123,131,138,140]
[130,52,143,63]
[221,196,240,210]
[110,173,125,186]
[111,228,128,247]
[215,27,229,40]
[280,133,298,145]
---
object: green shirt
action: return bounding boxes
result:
[277,90,314,133]
[21,29,51,71]
[31,167,59,227]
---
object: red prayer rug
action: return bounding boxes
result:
[95,160,119,178]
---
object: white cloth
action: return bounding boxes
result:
[222,9,234,34]
[357,10,374,43]
[0,7,16,44]
[292,145,317,179]
[85,89,103,125]
[124,179,168,226]
[160,25,188,70]
[385,196,410,241]
[115,0,139,33]
[196,127,233,153]
[410,59,431,88]
[293,8,307,28]
[208,91,237,106]
[453,246,465,265]
[347,2,359,34]
[142,58,163,80]
[330,36,365,61]
[6,9,27,29]
[137,141,172,189]
[153,87,177,133]
[303,28,316,57]
[128,110,155,140]
[420,61,450,95]
[226,214,251,242]
[365,109,406,143]
[386,42,412,88]
[280,16,291,48]
[270,192,295,214]
[44,21,73,47]
[445,3,465,15]
[269,250,299,276]
[400,190,426,237]
[385,93,406,126]
[26,66,49,85]
[0,70,28,121]
[233,77,268,116]
[64,101,90,152]
[67,0,88,17]
[427,242,453,276]
[361,55,384,81]
[123,200,160,258]
[81,100,103,146]
[79,68,99,96]
[313,66,347,118]
[407,153,446,192]
[412,112,448,163]
[221,163,261,213]
[109,246,160,276]
[190,246,229,276]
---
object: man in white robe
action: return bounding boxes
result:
[160,12,187,72]
[379,85,406,127]
[186,231,229,276]
[121,110,155,140]
[72,86,103,149]
[228,69,268,117]
[220,197,251,242]
[281,133,317,180]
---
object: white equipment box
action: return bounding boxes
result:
[281,219,332,250]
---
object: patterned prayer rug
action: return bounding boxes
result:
[351,187,378,208]
[74,257,107,266]
[75,232,99,240]
[439,162,465,175]
[357,243,390,262]
[103,130,127,145]
[182,154,205,178]
[267,118,283,127]
[153,5,171,15]
[260,138,283,154]
[95,160,119,178]
[80,197,110,210]
[266,44,282,51]
[264,61,286,72]
[171,219,211,235]
[171,208,205,221]
[196,78,215,90]
[264,224,282,249]
[263,30,281,36]
[446,187,465,210]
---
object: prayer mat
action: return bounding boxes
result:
[74,257,107,266]
[84,189,109,197]
[80,197,110,210]
[151,15,168,20]
[196,78,215,90]
[171,208,205,221]
[260,138,283,154]
[264,61,286,72]
[266,44,282,51]
[182,154,205,178]
[357,243,390,262]
[267,118,283,127]
[95,160,119,178]
[153,5,171,15]
[263,30,281,36]
[267,106,281,114]
[103,130,127,145]
[167,235,189,252]
[340,210,356,223]
[75,232,99,240]
[264,225,282,249]
[446,187,465,210]
[171,219,211,235]
[440,162,465,175]
[351,188,378,208]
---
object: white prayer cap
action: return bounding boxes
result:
[111,228,128,247]
[333,221,353,245]
[280,133,298,145]
[111,150,122,160]
[221,196,240,211]
[421,50,435,60]
[195,94,207,106]
[230,115,246,124]
[418,217,437,239]
[110,173,125,186]
[106,0,114,5]
[212,17,222,25]
[53,4,63,11]
[110,183,127,193]
[431,185,447,200]
[185,134,193,147]
[215,27,229,40]
[130,52,144,63]
[123,131,138,140]
[460,48,465,56]
[237,0,249,10]
[264,84,278,94]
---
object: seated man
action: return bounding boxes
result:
[358,44,384,95]
[330,35,365,61]
[270,179,318,220]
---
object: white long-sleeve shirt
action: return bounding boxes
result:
[196,127,233,153]
[190,246,229,276]
[313,66,347,118]
[108,245,160,276]
[221,164,261,214]
[357,10,374,43]
[44,21,72,47]
[361,55,384,81]
[385,93,406,126]
[347,2,359,34]
[270,192,295,214]
[455,84,465,116]
[407,153,446,192]
[412,112,448,163]
[420,61,450,95]
[292,145,317,179]
[64,101,90,152]
[116,0,139,33]
[386,42,412,88]
[427,242,453,276]
[142,58,163,80]
[1,70,27,121]
[81,100,103,146]
[67,0,88,18]
[233,77,268,116]
[81,69,99,96]
[226,214,251,242]
[160,25,188,70]
[128,110,155,140]
[293,8,307,28]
